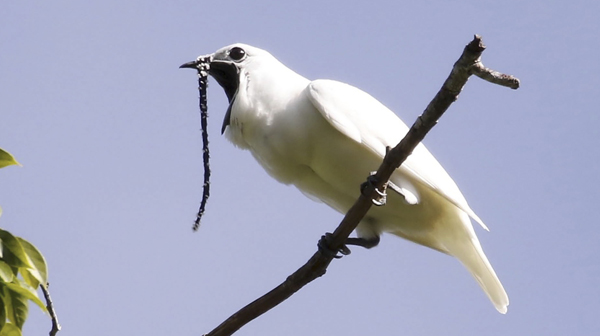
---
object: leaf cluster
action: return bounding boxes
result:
[0,148,49,336]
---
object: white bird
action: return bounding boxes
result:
[181,43,509,313]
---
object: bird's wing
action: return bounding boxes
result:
[307,79,488,230]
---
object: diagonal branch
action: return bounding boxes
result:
[204,34,520,336]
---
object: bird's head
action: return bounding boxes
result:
[180,43,273,133]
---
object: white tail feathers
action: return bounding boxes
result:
[430,209,509,313]
[442,224,509,313]
[457,238,508,313]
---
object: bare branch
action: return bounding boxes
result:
[204,34,520,336]
[41,283,61,336]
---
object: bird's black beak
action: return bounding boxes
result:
[179,60,200,69]
[180,54,213,70]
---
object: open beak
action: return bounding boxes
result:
[180,53,214,70]
[179,60,200,69]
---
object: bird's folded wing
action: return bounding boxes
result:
[307,79,488,231]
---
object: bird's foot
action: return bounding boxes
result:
[318,233,351,259]
[318,233,381,258]
[361,172,388,206]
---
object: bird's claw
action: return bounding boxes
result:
[361,173,387,206]
[318,233,351,259]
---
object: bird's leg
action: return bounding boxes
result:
[346,235,380,249]
[361,172,388,206]
[318,233,381,258]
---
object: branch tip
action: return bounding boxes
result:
[41,283,61,336]
[468,34,486,53]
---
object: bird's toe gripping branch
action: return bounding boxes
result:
[318,233,351,259]
[317,232,382,258]
[361,172,388,206]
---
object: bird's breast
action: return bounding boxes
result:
[225,90,325,185]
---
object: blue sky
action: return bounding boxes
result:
[1,1,599,335]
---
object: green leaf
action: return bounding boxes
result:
[0,286,13,326]
[16,238,47,286]
[0,149,20,169]
[0,295,6,333]
[3,281,46,313]
[18,270,38,290]
[0,231,30,269]
[1,286,28,330]
[0,262,14,283]
[0,322,22,336]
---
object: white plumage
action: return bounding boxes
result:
[184,43,508,313]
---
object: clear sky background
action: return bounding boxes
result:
[1,1,599,335]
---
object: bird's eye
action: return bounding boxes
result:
[229,47,246,61]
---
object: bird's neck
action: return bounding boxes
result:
[225,62,310,149]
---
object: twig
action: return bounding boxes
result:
[41,282,61,336]
[471,61,520,89]
[204,34,520,336]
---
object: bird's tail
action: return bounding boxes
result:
[438,212,509,314]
